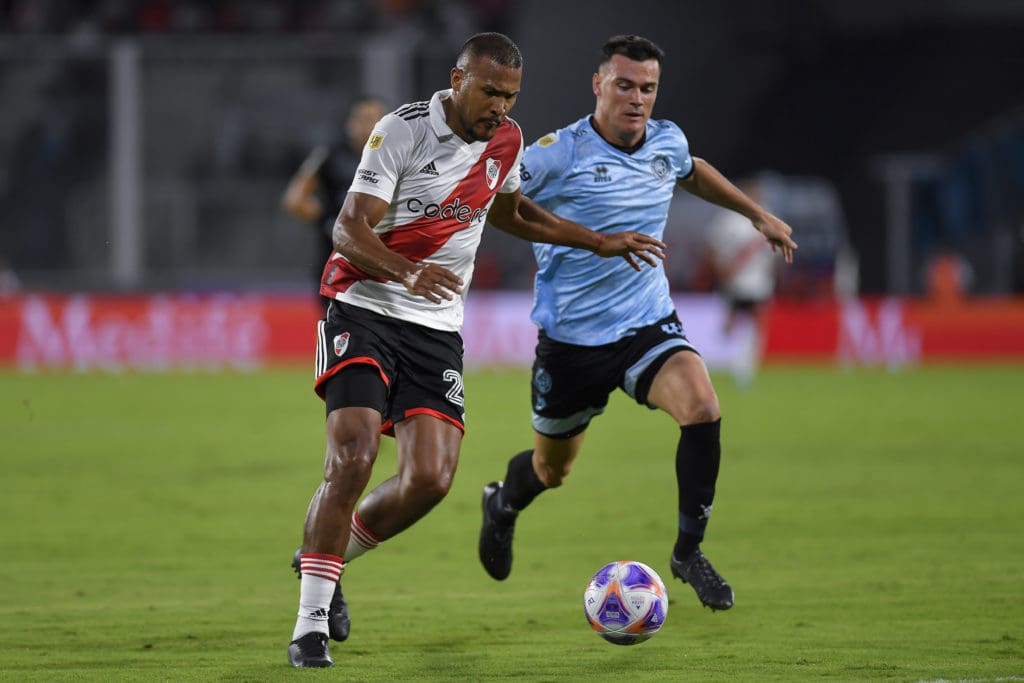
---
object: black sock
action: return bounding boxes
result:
[496,449,546,516]
[673,419,721,560]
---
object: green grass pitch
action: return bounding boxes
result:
[1,365,1022,681]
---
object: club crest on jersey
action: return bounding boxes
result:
[651,155,671,179]
[533,367,552,394]
[485,157,501,190]
[333,332,350,357]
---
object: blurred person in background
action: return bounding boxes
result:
[477,35,796,612]
[0,255,20,295]
[705,175,780,388]
[283,96,388,308]
[286,32,665,668]
[924,248,973,304]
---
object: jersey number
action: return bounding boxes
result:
[443,369,465,407]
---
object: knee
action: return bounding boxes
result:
[683,391,721,426]
[535,458,571,489]
[401,464,454,506]
[324,429,379,483]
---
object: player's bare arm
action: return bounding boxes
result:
[334,191,464,304]
[283,146,329,223]
[679,157,798,263]
[487,190,665,271]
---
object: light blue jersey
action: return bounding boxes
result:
[523,116,694,345]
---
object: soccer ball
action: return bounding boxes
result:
[583,560,669,645]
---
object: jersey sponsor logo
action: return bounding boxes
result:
[356,168,380,184]
[367,132,385,150]
[485,157,501,190]
[405,196,489,225]
[536,133,557,147]
[650,155,671,179]
[592,164,613,183]
[418,161,439,176]
[333,332,350,357]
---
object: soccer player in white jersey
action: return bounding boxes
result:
[706,175,780,388]
[478,35,798,612]
[287,32,666,668]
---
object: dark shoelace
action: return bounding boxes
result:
[688,554,727,588]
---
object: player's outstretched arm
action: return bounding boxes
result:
[680,158,798,263]
[334,192,464,303]
[487,191,665,271]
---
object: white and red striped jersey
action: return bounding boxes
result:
[707,209,777,302]
[320,89,523,332]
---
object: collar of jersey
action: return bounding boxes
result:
[430,89,458,141]
[587,115,647,155]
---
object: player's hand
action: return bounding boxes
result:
[593,231,666,271]
[752,213,798,264]
[402,263,464,304]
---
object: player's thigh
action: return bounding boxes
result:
[646,350,720,425]
[315,300,396,412]
[393,414,463,492]
[324,405,384,478]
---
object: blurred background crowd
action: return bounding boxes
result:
[1,0,1023,300]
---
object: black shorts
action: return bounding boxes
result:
[728,298,765,314]
[531,312,698,439]
[314,301,466,435]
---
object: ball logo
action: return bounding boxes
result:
[333,332,350,357]
[485,157,501,190]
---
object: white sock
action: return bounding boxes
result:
[731,317,758,388]
[291,554,343,640]
[345,511,382,563]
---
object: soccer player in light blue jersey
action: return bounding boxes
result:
[479,35,797,611]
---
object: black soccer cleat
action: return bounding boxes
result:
[669,549,735,611]
[287,631,333,668]
[292,548,351,641]
[478,481,517,580]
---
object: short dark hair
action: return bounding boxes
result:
[599,35,664,67]
[456,32,523,70]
